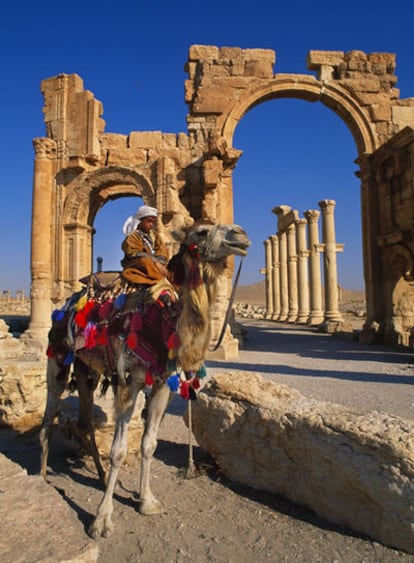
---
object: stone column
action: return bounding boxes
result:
[296,219,310,323]
[318,199,343,323]
[304,210,324,325]
[24,138,57,350]
[278,230,289,321]
[270,235,281,320]
[264,238,274,319]
[286,224,298,322]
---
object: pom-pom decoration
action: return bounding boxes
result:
[166,373,180,392]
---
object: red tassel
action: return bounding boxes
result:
[167,332,180,350]
[74,310,87,329]
[180,381,190,400]
[145,371,154,386]
[83,299,96,319]
[46,345,54,358]
[96,325,109,345]
[127,331,138,349]
[98,300,113,320]
[192,376,201,390]
[85,323,98,349]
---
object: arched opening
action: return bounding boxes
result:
[233,98,362,293]
[92,195,142,273]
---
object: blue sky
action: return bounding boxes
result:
[1,0,413,294]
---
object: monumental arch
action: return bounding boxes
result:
[26,46,414,350]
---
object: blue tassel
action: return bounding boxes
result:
[63,351,74,366]
[114,293,127,309]
[166,374,180,393]
[51,309,66,322]
[196,364,207,379]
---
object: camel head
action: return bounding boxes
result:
[172,223,250,262]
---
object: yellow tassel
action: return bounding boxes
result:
[75,294,87,311]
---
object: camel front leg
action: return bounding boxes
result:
[139,382,171,515]
[88,380,140,539]
[39,358,69,481]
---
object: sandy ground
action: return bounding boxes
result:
[3,319,414,562]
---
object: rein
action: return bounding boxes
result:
[209,256,244,352]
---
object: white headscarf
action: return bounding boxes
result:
[122,205,158,235]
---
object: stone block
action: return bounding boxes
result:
[188,45,219,62]
[307,50,344,70]
[189,372,414,554]
[129,131,163,149]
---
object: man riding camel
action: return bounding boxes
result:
[121,205,169,285]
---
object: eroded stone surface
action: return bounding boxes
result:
[189,371,414,554]
[0,454,98,562]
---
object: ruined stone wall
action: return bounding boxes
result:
[25,45,414,351]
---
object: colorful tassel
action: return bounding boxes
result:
[114,293,127,309]
[51,309,66,322]
[46,345,54,358]
[126,331,139,349]
[196,364,207,379]
[166,358,177,373]
[96,324,109,346]
[84,322,98,349]
[180,381,190,400]
[167,332,180,350]
[74,309,87,329]
[63,351,74,366]
[166,373,180,392]
[145,371,154,386]
[75,293,88,311]
[98,300,113,320]
[192,375,201,390]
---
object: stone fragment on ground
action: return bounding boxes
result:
[0,454,98,562]
[188,371,414,554]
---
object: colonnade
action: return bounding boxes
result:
[263,200,344,326]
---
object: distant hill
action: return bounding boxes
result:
[235,281,365,307]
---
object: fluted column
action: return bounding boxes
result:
[304,210,324,325]
[264,238,274,319]
[270,235,281,320]
[286,224,298,322]
[278,231,289,321]
[319,199,343,322]
[25,138,57,347]
[296,219,310,323]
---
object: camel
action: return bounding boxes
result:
[39,223,250,538]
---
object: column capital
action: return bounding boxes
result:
[304,209,320,223]
[318,199,336,213]
[33,137,57,159]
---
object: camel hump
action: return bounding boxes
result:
[79,271,122,291]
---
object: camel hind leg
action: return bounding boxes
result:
[39,358,70,480]
[88,374,143,538]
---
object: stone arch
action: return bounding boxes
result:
[62,166,154,226]
[217,76,377,156]
[58,167,154,299]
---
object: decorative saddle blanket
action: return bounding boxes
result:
[47,272,206,398]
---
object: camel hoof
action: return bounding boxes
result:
[139,497,164,516]
[88,516,114,539]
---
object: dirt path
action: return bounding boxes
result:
[4,320,414,562]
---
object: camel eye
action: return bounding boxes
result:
[195,229,209,238]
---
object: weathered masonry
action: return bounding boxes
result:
[25,45,414,351]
